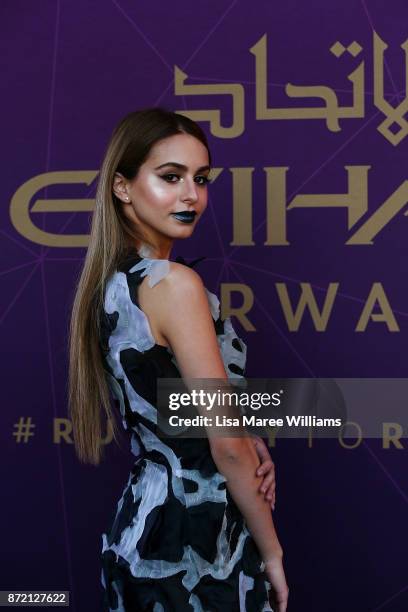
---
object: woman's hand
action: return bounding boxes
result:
[252,436,276,510]
[264,556,289,612]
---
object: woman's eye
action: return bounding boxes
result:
[161,173,211,185]
[162,173,179,182]
[195,175,211,185]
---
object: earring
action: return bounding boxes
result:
[125,196,129,202]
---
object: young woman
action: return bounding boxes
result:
[68,107,289,611]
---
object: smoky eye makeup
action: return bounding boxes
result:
[196,175,212,185]
[159,172,212,185]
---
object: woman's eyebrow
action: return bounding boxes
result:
[154,161,210,172]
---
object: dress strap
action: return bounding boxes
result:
[128,253,207,289]
[129,258,171,288]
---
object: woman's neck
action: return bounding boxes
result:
[136,242,172,260]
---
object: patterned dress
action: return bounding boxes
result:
[98,248,273,611]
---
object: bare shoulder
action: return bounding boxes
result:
[162,261,206,297]
[138,261,205,302]
[152,261,227,381]
[137,261,210,338]
[151,261,210,323]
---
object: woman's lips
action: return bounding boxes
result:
[170,211,197,224]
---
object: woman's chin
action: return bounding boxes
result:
[169,221,197,237]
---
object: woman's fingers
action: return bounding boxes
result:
[259,467,276,495]
[254,439,271,466]
[257,458,274,476]
[252,436,276,509]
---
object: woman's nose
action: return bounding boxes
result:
[180,177,199,203]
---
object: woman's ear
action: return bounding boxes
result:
[112,172,130,203]
[113,173,138,226]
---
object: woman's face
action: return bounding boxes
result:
[115,133,210,250]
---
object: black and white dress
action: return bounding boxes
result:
[98,247,273,612]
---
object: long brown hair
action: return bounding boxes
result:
[68,107,212,465]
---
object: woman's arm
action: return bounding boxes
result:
[145,262,283,563]
[211,435,283,561]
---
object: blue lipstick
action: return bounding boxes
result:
[170,211,197,224]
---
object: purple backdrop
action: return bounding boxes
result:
[2,1,408,610]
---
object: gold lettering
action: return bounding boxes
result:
[174,66,245,138]
[53,418,73,444]
[266,426,279,448]
[355,283,399,332]
[250,33,365,131]
[220,283,256,331]
[10,171,98,247]
[264,167,290,246]
[264,165,369,246]
[373,31,408,146]
[288,166,369,230]
[230,167,256,246]
[338,420,362,448]
[347,180,408,244]
[382,422,404,449]
[276,283,339,331]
